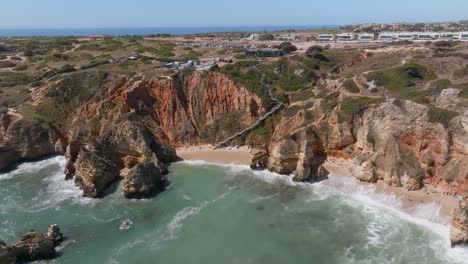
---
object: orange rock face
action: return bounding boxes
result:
[71,71,264,146]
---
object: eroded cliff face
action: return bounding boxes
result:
[59,71,262,198]
[72,71,263,145]
[0,113,64,171]
[1,70,264,199]
[256,98,467,195]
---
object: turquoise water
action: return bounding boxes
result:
[0,156,467,264]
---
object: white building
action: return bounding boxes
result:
[336,33,354,42]
[416,32,437,41]
[357,33,374,42]
[317,34,334,41]
[245,34,259,41]
[285,34,297,41]
[438,32,457,41]
[459,32,468,41]
[397,32,416,41]
[378,33,396,42]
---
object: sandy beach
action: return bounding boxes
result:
[322,158,459,218]
[176,144,251,165]
[176,146,458,220]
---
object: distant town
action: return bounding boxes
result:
[317,31,468,42]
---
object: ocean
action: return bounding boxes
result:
[0,26,337,37]
[0,156,467,264]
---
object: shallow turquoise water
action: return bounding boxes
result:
[0,156,467,264]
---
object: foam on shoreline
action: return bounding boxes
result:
[177,160,468,262]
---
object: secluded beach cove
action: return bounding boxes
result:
[1,148,467,263]
[177,145,459,216]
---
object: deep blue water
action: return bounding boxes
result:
[0,25,338,37]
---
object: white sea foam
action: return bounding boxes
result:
[162,186,235,241]
[164,202,208,240]
[0,156,65,181]
[181,194,192,201]
[10,156,96,212]
[180,162,468,263]
[119,219,134,230]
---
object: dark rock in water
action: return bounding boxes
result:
[0,240,15,264]
[256,205,265,211]
[0,225,63,263]
[47,224,63,247]
[123,162,167,199]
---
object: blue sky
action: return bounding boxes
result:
[1,0,467,28]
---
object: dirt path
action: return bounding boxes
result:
[7,108,23,121]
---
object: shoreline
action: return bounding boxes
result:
[176,144,251,166]
[176,146,458,225]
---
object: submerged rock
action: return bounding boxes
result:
[451,199,468,246]
[0,225,63,263]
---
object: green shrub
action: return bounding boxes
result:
[0,61,16,68]
[216,49,227,55]
[13,64,28,71]
[305,46,323,58]
[279,42,297,54]
[343,79,360,93]
[180,51,202,61]
[283,105,303,117]
[57,64,76,74]
[366,63,435,98]
[0,72,35,87]
[341,97,383,116]
[259,34,275,41]
[427,107,459,128]
[292,90,315,102]
[81,59,109,69]
[30,80,45,87]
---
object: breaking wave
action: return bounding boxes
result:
[181,161,468,263]
[0,156,65,181]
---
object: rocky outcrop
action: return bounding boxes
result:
[250,147,269,170]
[0,225,63,263]
[252,96,467,196]
[66,113,179,198]
[266,123,328,182]
[74,146,121,198]
[123,162,167,199]
[0,114,63,171]
[451,199,468,246]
